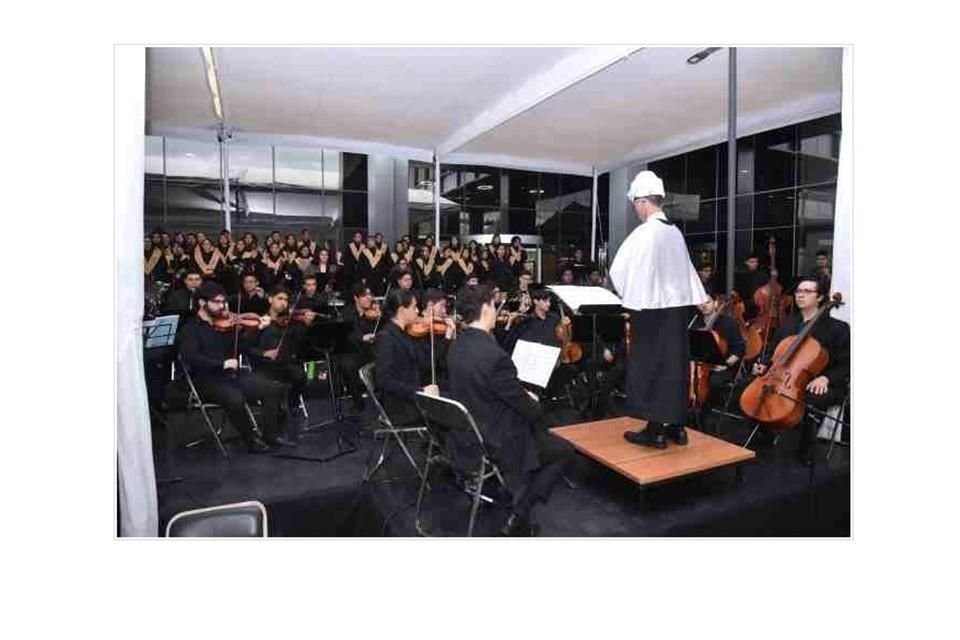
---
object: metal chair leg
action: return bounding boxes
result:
[467,459,487,537]
[197,405,230,459]
[743,423,761,449]
[414,441,436,536]
[826,398,849,461]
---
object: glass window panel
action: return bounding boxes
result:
[648,155,685,195]
[798,114,841,186]
[510,209,536,235]
[735,136,755,194]
[274,146,322,190]
[717,198,728,232]
[734,228,754,267]
[276,191,323,217]
[229,145,273,186]
[507,169,538,209]
[342,152,368,191]
[233,188,274,217]
[323,149,341,191]
[797,184,836,278]
[342,191,368,228]
[539,173,560,201]
[462,167,499,208]
[439,166,462,204]
[735,194,752,229]
[753,189,795,228]
[754,125,797,192]
[145,136,164,176]
[683,199,716,234]
[686,145,718,200]
[165,138,220,180]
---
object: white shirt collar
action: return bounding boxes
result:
[647,210,667,224]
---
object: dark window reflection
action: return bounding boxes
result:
[754,125,796,192]
[684,199,716,234]
[735,195,752,229]
[736,137,755,194]
[753,189,796,228]
[686,145,718,200]
[342,191,368,228]
[648,155,685,196]
[799,114,841,185]
[342,153,368,191]
[507,170,539,209]
[511,209,536,235]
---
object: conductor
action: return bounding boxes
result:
[609,171,708,449]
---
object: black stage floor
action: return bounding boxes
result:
[154,395,850,537]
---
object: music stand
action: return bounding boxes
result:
[689,329,727,432]
[303,319,354,427]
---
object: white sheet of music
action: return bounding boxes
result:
[547,285,623,313]
[511,340,561,389]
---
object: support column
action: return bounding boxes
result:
[725,47,737,292]
[218,125,231,233]
[591,166,599,261]
[434,152,441,238]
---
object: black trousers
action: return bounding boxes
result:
[194,371,285,441]
[258,361,306,405]
[626,307,691,425]
[338,351,366,405]
[512,415,575,518]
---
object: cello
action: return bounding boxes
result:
[739,293,843,430]
[688,297,730,409]
[730,291,762,360]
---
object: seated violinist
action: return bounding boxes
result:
[248,286,317,445]
[505,286,564,352]
[164,270,203,314]
[176,282,284,453]
[230,273,269,316]
[374,288,439,426]
[295,274,328,315]
[691,292,746,393]
[745,275,850,465]
[340,284,379,413]
[416,288,457,383]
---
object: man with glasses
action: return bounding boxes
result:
[749,275,850,465]
[176,282,286,453]
[610,170,709,449]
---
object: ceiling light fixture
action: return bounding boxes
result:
[477,184,493,191]
[200,47,224,122]
[687,47,723,65]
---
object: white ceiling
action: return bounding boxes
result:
[146,46,842,176]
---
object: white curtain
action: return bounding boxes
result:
[831,47,852,323]
[116,46,158,537]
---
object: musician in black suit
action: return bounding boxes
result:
[447,285,574,536]
[746,275,850,465]
[374,288,439,426]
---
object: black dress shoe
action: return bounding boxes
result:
[665,424,688,446]
[247,436,271,453]
[623,426,667,449]
[500,513,539,537]
[265,434,298,448]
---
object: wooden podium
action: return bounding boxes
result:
[551,417,755,499]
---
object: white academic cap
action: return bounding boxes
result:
[626,170,666,200]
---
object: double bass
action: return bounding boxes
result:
[748,237,793,360]
[730,291,762,360]
[739,293,843,430]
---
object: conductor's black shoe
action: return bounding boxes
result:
[500,513,539,537]
[665,424,689,446]
[247,436,270,453]
[265,434,298,448]
[623,428,667,449]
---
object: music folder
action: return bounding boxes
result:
[547,285,623,315]
[511,340,561,389]
[143,314,179,349]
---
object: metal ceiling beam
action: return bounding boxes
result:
[436,46,643,156]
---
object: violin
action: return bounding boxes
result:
[363,302,381,321]
[739,293,843,430]
[407,318,448,338]
[555,304,583,364]
[211,312,263,333]
[273,308,316,328]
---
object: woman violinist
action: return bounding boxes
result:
[741,275,850,465]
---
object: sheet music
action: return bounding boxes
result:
[511,340,561,389]
[547,285,623,313]
[143,315,179,349]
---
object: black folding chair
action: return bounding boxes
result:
[165,500,268,537]
[413,392,507,537]
[359,363,426,481]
